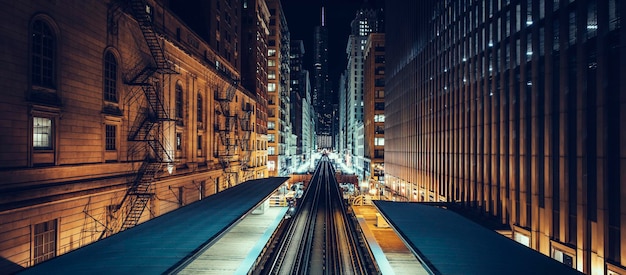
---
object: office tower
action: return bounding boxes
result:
[290,40,314,162]
[338,71,348,158]
[313,6,333,149]
[266,0,291,176]
[239,0,271,180]
[241,0,270,136]
[363,32,385,192]
[385,1,625,274]
[345,3,381,177]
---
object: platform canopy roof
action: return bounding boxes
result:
[20,177,289,275]
[373,201,583,275]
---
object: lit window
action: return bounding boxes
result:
[268,146,275,155]
[268,59,276,66]
[268,70,276,80]
[31,19,56,89]
[176,132,182,150]
[374,137,385,146]
[268,83,276,92]
[33,117,52,149]
[514,232,530,247]
[33,220,57,264]
[268,49,276,57]
[551,248,575,268]
[104,51,118,102]
[268,121,275,130]
[374,114,385,122]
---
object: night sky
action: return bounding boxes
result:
[282,0,385,92]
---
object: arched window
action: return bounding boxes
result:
[31,19,56,89]
[175,83,183,119]
[104,51,118,102]
[197,93,203,122]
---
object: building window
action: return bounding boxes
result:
[31,19,56,89]
[104,51,118,102]
[268,146,275,155]
[375,125,384,134]
[175,83,183,119]
[268,134,275,142]
[268,83,276,92]
[268,49,276,57]
[197,93,203,122]
[374,114,385,122]
[176,132,182,151]
[33,220,56,264]
[374,137,385,146]
[33,117,52,149]
[105,125,116,150]
[551,247,575,268]
[514,231,530,247]
[375,90,384,98]
[197,135,203,150]
[145,3,154,21]
[268,59,276,66]
[374,78,385,87]
[268,70,276,80]
[268,121,275,130]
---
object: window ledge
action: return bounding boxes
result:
[28,88,62,107]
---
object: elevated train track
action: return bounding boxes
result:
[254,156,378,274]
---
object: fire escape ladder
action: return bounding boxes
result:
[120,160,161,231]
[99,0,179,240]
[214,82,239,185]
[129,0,171,72]
[239,105,253,174]
[128,107,153,141]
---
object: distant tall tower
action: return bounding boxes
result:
[344,3,381,174]
[313,6,332,149]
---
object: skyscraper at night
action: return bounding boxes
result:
[266,0,291,176]
[313,6,333,149]
[344,3,382,177]
[385,1,625,274]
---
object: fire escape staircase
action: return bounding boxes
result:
[214,84,239,186]
[100,0,177,240]
[239,103,254,180]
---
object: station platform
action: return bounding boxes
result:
[19,177,290,274]
[352,205,429,275]
[178,204,287,274]
[373,201,584,275]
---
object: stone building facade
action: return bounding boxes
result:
[0,0,265,272]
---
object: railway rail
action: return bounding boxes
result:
[253,156,378,274]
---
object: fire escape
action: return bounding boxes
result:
[239,102,254,181]
[101,0,177,239]
[214,82,239,188]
